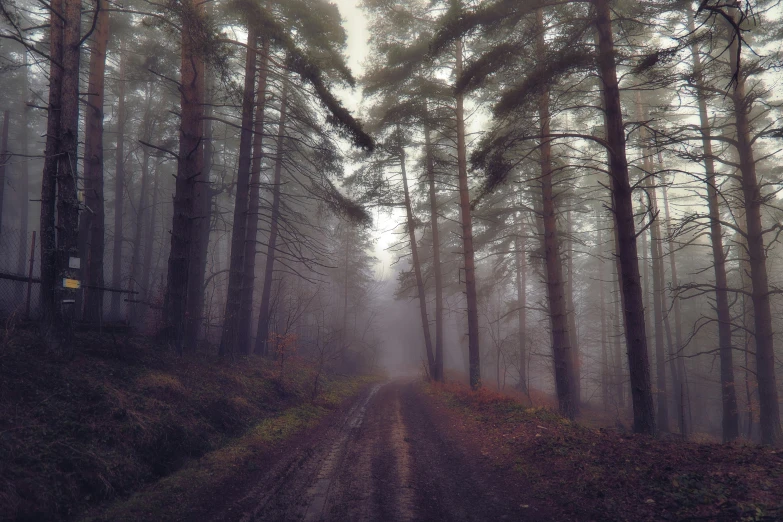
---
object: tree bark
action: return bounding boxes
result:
[399,136,436,375]
[240,37,270,352]
[685,8,738,442]
[141,158,160,308]
[537,9,575,419]
[595,0,656,435]
[129,132,151,327]
[660,177,687,438]
[565,207,580,404]
[635,93,668,432]
[40,0,64,326]
[221,23,258,357]
[255,76,288,356]
[726,7,781,445]
[648,183,669,432]
[640,207,651,353]
[54,0,82,336]
[613,259,625,409]
[164,0,205,353]
[515,226,527,393]
[0,110,8,236]
[16,55,30,293]
[184,73,213,351]
[598,219,608,410]
[738,227,756,439]
[455,38,481,390]
[79,0,109,323]
[660,272,684,437]
[424,121,444,382]
[337,225,352,363]
[110,42,127,319]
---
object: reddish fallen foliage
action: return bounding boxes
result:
[424,381,783,521]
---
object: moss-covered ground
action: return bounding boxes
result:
[0,331,375,521]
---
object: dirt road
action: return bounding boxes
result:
[219,380,545,522]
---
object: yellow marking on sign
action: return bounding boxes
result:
[63,278,81,289]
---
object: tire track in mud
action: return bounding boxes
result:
[226,380,542,522]
[233,382,388,522]
[302,382,383,521]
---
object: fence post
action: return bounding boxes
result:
[25,230,36,319]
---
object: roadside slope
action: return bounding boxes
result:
[0,332,376,522]
[423,381,783,521]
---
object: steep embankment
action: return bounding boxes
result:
[423,382,783,521]
[0,332,375,522]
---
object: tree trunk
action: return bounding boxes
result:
[16,55,30,293]
[129,144,151,327]
[39,0,64,327]
[0,110,8,236]
[221,23,258,357]
[686,8,739,442]
[565,207,580,404]
[661,277,684,437]
[425,121,444,382]
[592,26,626,413]
[649,185,669,432]
[595,0,655,435]
[399,138,436,374]
[738,229,756,439]
[79,0,109,323]
[537,9,575,419]
[184,74,213,351]
[598,219,609,410]
[339,225,351,362]
[111,43,126,319]
[515,226,527,393]
[726,7,781,445]
[660,177,687,438]
[164,0,205,354]
[613,259,625,409]
[240,37,270,352]
[455,38,481,389]
[640,208,651,354]
[141,159,160,310]
[255,76,288,356]
[54,0,82,336]
[636,93,668,432]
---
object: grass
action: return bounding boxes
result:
[83,377,373,522]
[0,331,376,522]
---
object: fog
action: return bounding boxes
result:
[2,3,783,517]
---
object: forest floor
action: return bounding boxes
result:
[424,381,783,521]
[145,378,780,522]
[0,330,377,522]
[4,331,783,522]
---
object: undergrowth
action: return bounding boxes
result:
[0,331,374,522]
[426,380,783,521]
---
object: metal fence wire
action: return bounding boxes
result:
[0,227,40,321]
[0,228,142,326]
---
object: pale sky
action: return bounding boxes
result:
[332,0,400,277]
[333,0,370,77]
[332,0,370,113]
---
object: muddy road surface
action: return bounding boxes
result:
[217,380,545,522]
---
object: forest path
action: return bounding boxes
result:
[219,379,545,522]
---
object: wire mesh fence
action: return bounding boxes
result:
[0,228,144,327]
[0,227,40,321]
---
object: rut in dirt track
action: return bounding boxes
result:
[225,380,542,522]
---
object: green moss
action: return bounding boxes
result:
[81,374,373,522]
[0,331,379,522]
